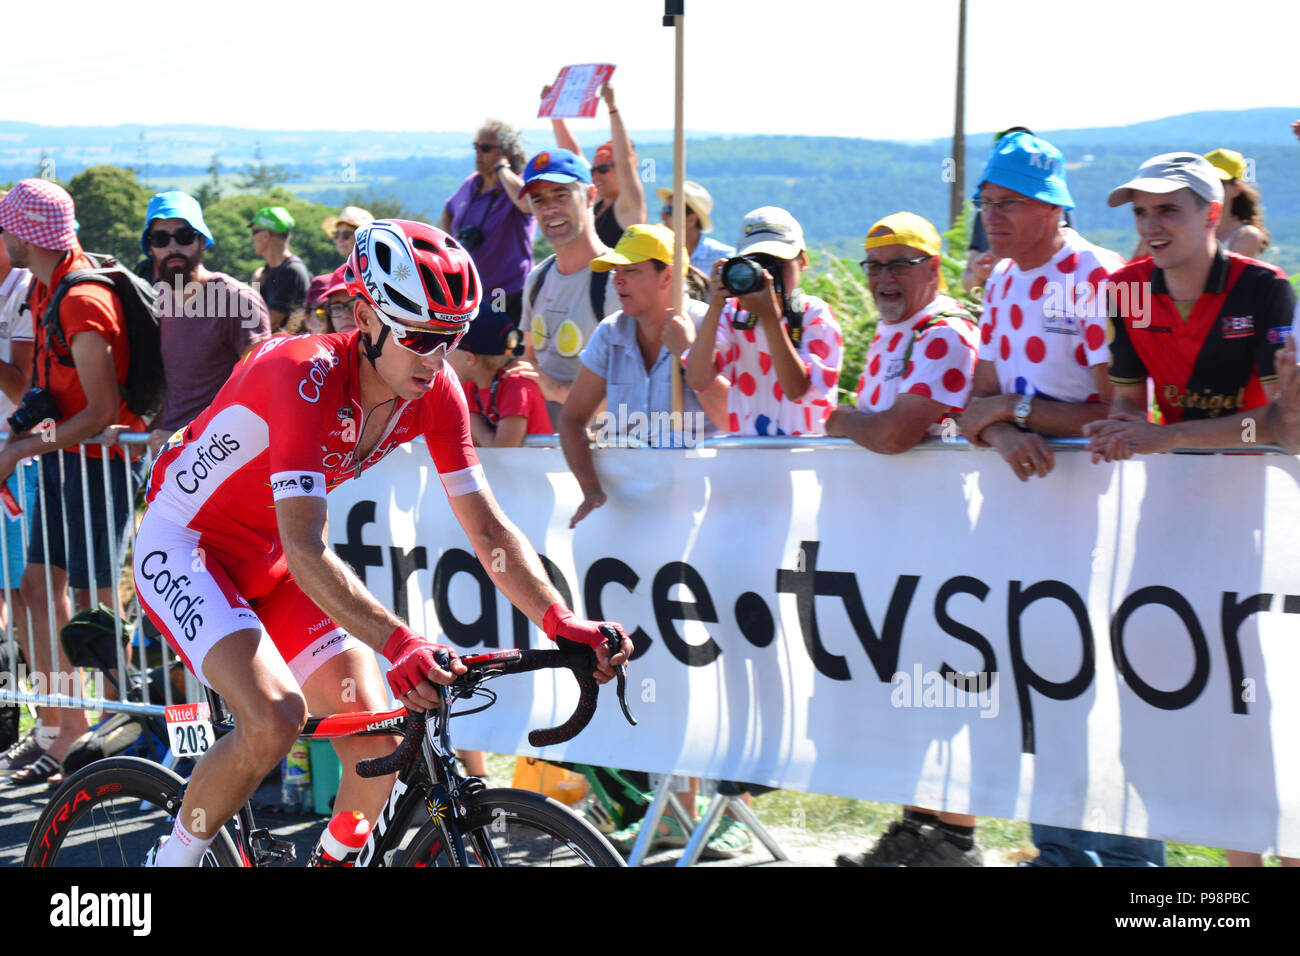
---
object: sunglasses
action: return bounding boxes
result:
[332,228,355,240]
[387,321,466,356]
[859,254,932,278]
[473,143,499,153]
[148,226,200,248]
[660,205,673,217]
[592,163,614,174]
[972,196,1031,214]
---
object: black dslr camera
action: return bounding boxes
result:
[722,254,790,330]
[456,225,485,251]
[7,387,60,436]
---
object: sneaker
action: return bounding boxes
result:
[835,817,928,867]
[700,814,753,860]
[0,728,43,776]
[905,826,984,867]
[610,814,689,855]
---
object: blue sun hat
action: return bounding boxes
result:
[141,190,214,255]
[974,132,1074,209]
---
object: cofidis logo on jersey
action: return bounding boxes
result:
[298,348,342,404]
[174,433,241,495]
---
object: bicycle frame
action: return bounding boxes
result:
[187,637,634,867]
[202,686,459,867]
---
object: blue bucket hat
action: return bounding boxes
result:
[974,132,1074,209]
[141,191,214,256]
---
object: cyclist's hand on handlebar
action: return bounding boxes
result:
[593,626,633,685]
[543,605,633,685]
[382,625,467,712]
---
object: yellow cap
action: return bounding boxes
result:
[1204,149,1246,182]
[590,223,676,272]
[864,212,946,291]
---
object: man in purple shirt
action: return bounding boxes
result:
[140,191,270,454]
[440,120,536,325]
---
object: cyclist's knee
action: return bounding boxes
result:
[234,694,308,765]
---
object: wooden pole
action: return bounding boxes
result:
[948,0,967,229]
[669,8,686,439]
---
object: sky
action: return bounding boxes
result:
[1,0,1297,140]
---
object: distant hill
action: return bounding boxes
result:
[4,108,1297,272]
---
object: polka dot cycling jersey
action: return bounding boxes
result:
[144,331,485,556]
[977,229,1123,403]
[712,293,843,436]
[855,295,979,425]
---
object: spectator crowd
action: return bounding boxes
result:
[1,86,1298,867]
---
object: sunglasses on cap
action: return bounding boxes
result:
[592,163,614,174]
[148,226,200,248]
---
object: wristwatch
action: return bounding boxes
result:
[1012,394,1033,428]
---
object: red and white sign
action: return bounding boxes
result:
[538,64,616,119]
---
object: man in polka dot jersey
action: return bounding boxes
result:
[958,132,1121,482]
[830,212,983,868]
[684,206,842,435]
[826,212,978,452]
[957,134,1167,869]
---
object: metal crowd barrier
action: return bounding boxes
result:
[0,433,202,725]
[2,430,1290,726]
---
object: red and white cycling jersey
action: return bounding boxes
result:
[144,331,485,603]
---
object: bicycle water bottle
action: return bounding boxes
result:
[281,740,312,812]
[310,810,372,867]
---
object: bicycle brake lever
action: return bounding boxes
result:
[598,624,637,727]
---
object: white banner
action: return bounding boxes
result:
[328,441,1300,855]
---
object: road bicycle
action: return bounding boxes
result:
[24,631,635,867]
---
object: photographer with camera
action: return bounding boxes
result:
[0,180,147,783]
[684,207,842,435]
[440,121,536,327]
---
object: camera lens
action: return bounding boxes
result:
[721,257,764,296]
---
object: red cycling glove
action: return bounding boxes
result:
[542,603,623,649]
[382,625,454,699]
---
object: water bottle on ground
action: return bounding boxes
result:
[281,740,312,813]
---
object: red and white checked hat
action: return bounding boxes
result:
[0,178,78,251]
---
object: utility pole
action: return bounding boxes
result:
[948,0,967,229]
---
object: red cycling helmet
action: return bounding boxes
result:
[345,219,481,335]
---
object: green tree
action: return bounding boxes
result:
[194,153,223,208]
[67,165,150,263]
[237,141,297,191]
[203,188,348,283]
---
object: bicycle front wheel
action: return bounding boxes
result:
[397,787,624,867]
[25,756,241,867]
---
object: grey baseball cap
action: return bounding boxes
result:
[1107,152,1224,207]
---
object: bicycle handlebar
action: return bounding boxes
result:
[355,627,635,779]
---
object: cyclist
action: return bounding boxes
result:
[133,220,632,866]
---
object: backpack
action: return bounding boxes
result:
[34,252,165,418]
[527,254,612,326]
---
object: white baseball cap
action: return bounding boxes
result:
[1107,152,1224,207]
[734,206,804,259]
